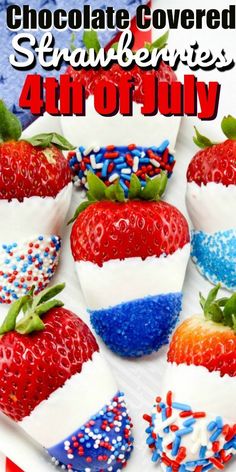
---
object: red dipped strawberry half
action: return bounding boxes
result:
[62,31,181,192]
[0,101,74,304]
[144,284,236,471]
[70,171,190,358]
[0,283,133,471]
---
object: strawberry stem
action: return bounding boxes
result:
[0,100,22,143]
[221,115,236,140]
[68,171,168,224]
[199,284,236,332]
[0,283,65,335]
[193,127,217,149]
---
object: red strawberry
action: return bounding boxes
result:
[0,284,98,421]
[71,173,189,267]
[0,101,73,201]
[70,172,190,358]
[67,30,176,105]
[187,116,236,186]
[0,284,134,471]
[168,284,236,377]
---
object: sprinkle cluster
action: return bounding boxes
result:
[144,391,236,471]
[68,143,175,196]
[0,235,61,303]
[191,229,236,291]
[48,392,133,472]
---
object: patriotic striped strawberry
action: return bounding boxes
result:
[70,171,190,357]
[0,101,73,303]
[186,116,236,291]
[144,284,236,471]
[0,284,133,471]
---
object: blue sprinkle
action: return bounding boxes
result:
[172,402,192,412]
[131,150,142,157]
[171,436,181,456]
[146,436,155,446]
[216,416,223,429]
[151,450,160,462]
[183,418,196,427]
[114,157,125,164]
[101,160,109,178]
[139,158,150,164]
[176,427,193,437]
[157,139,169,153]
[79,146,85,153]
[207,421,217,432]
[120,181,128,193]
[200,445,207,458]
[121,174,131,181]
[209,428,222,442]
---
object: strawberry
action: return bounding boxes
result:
[168,284,236,377]
[70,172,190,357]
[144,285,236,471]
[186,116,236,291]
[0,101,73,201]
[0,284,133,471]
[0,101,74,304]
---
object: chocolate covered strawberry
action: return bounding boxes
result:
[70,171,190,357]
[0,101,74,304]
[62,31,181,192]
[144,284,236,471]
[186,116,236,291]
[0,284,133,471]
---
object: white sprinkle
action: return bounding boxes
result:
[93,145,101,153]
[150,158,160,168]
[109,173,119,183]
[132,156,139,172]
[84,145,95,156]
[90,155,97,169]
[76,151,82,162]
[121,168,131,174]
[95,163,103,169]
[67,454,74,460]
[64,441,70,446]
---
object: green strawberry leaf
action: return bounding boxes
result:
[193,127,216,149]
[70,32,77,52]
[207,303,224,323]
[35,300,64,317]
[83,30,101,54]
[223,293,236,328]
[199,292,206,311]
[105,183,117,200]
[148,30,169,52]
[232,314,236,332]
[0,100,22,143]
[0,295,31,335]
[67,200,95,225]
[111,42,119,51]
[16,314,45,335]
[87,171,107,200]
[114,180,125,202]
[221,115,236,140]
[32,283,65,309]
[25,133,75,151]
[141,173,167,201]
[128,174,142,199]
[203,283,221,314]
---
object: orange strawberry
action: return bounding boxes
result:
[168,284,236,377]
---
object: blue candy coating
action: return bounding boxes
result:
[90,292,182,358]
[47,392,133,471]
[191,229,236,291]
